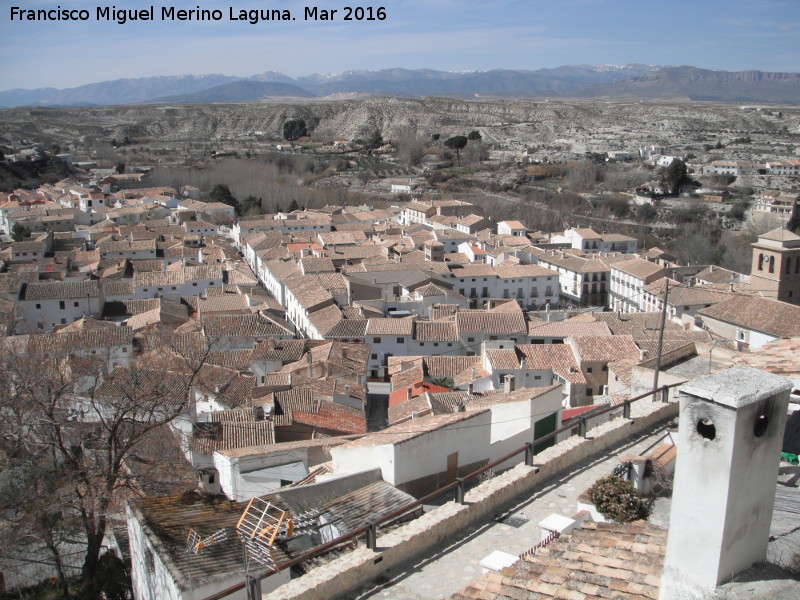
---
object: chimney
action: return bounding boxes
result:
[659,367,791,599]
[504,374,515,394]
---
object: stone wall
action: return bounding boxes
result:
[264,398,678,600]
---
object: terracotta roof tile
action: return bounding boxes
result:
[698,294,800,338]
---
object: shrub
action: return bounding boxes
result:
[587,475,651,523]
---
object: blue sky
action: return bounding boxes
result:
[1,0,799,91]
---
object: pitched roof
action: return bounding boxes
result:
[517,344,586,384]
[23,279,99,300]
[612,258,666,281]
[698,295,800,338]
[456,310,527,335]
[451,521,667,600]
[336,410,488,449]
[415,320,459,342]
[569,335,641,364]
[366,317,415,336]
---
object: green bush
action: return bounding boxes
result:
[587,475,651,523]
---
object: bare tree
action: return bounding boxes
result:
[0,327,211,593]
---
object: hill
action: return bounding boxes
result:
[146,81,316,103]
[571,67,800,104]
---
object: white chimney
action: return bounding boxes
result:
[504,374,515,394]
[659,367,791,599]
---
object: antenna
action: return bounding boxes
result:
[236,497,294,571]
[186,528,227,554]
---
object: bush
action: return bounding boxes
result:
[587,475,651,523]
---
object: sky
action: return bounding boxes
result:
[1,0,799,91]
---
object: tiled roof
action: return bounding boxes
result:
[366,317,415,336]
[456,311,527,335]
[197,293,251,314]
[528,320,612,338]
[190,419,275,454]
[23,279,99,300]
[325,318,368,338]
[517,344,586,384]
[569,335,641,364]
[336,410,488,449]
[308,303,344,335]
[454,364,491,387]
[423,355,482,379]
[388,394,434,424]
[285,276,333,309]
[429,304,461,320]
[451,521,667,600]
[129,491,286,588]
[485,348,521,371]
[415,320,459,342]
[698,294,800,338]
[301,256,336,274]
[612,258,666,281]
[202,313,293,338]
[292,401,366,435]
[391,364,425,391]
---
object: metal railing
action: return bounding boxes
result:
[202,383,680,600]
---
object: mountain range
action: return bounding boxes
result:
[1,65,799,108]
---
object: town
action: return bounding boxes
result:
[0,113,799,600]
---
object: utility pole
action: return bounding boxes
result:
[652,279,669,399]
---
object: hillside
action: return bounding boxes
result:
[147,81,316,103]
[0,97,789,149]
[572,67,800,104]
[0,155,75,192]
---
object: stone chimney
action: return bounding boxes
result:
[659,366,791,599]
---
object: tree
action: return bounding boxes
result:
[663,159,689,194]
[209,183,240,215]
[444,135,468,166]
[288,199,299,212]
[115,162,125,174]
[11,222,30,242]
[283,119,308,141]
[431,133,441,142]
[467,130,482,141]
[0,328,211,593]
[365,129,384,152]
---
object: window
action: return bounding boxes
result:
[35,303,41,309]
[373,337,381,344]
[59,301,66,310]
[193,282,198,286]
[397,337,405,343]
[434,342,439,347]
[74,301,79,307]
[371,353,377,360]
[769,256,775,274]
[586,388,592,396]
[587,367,593,373]
[602,365,608,371]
